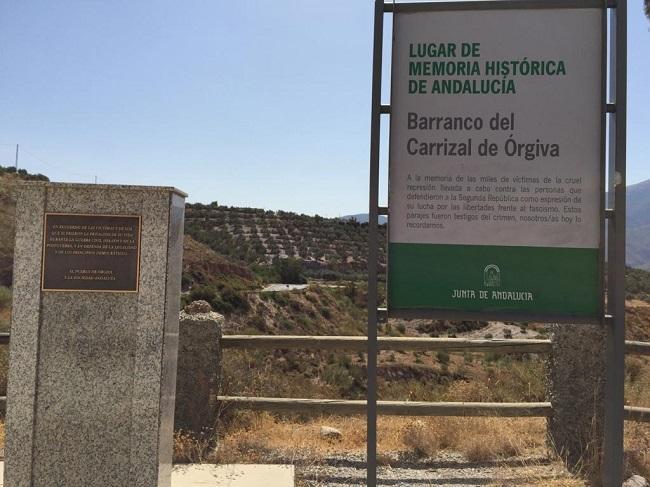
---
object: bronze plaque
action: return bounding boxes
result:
[41,213,141,292]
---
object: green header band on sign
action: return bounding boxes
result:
[388,242,601,322]
[385,0,606,13]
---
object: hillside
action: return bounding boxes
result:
[340,213,388,225]
[0,168,649,479]
[0,167,49,287]
[627,179,650,270]
[186,177,650,277]
[185,203,387,280]
[181,234,258,291]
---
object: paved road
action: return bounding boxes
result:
[262,283,309,292]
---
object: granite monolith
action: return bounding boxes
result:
[4,182,186,487]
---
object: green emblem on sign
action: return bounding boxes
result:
[483,264,500,288]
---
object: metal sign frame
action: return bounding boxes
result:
[386,1,607,325]
[367,1,626,485]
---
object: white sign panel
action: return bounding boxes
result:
[388,7,603,317]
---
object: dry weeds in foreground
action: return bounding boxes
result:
[173,411,647,484]
[178,412,548,464]
[487,477,586,486]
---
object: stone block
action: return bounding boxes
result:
[4,182,186,487]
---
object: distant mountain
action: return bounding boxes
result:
[341,178,650,270]
[340,213,388,225]
[627,179,650,270]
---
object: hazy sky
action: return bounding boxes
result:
[1,1,648,216]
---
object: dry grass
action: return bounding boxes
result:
[625,356,650,478]
[174,356,650,479]
[488,477,586,486]
[486,455,588,486]
[173,430,217,464]
[399,416,543,463]
[626,357,650,408]
[625,421,650,479]
[206,411,547,465]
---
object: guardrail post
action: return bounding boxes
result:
[174,300,224,440]
[547,324,607,482]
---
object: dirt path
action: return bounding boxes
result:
[296,453,583,486]
[461,322,542,340]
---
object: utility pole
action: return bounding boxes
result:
[15,144,19,170]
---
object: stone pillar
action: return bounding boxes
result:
[5,182,185,487]
[547,323,607,483]
[174,300,223,437]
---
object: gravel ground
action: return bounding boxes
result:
[295,453,582,486]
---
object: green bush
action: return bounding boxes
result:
[188,285,218,306]
[187,284,249,314]
[218,285,250,313]
[436,351,450,365]
[279,318,295,331]
[265,292,289,306]
[273,257,306,284]
[0,286,11,308]
[247,315,265,331]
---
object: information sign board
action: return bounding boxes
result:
[388,7,603,319]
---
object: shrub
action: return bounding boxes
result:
[266,292,289,306]
[279,318,295,331]
[188,284,249,314]
[218,285,250,313]
[436,351,450,365]
[173,430,214,464]
[323,363,354,392]
[180,272,192,291]
[248,315,266,331]
[188,285,217,307]
[273,257,306,284]
[402,421,439,458]
[319,307,332,319]
[0,286,11,309]
[344,281,357,300]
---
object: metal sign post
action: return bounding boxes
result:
[367,1,384,486]
[367,1,626,486]
[603,0,627,484]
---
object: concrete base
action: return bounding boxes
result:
[172,464,294,486]
[0,463,294,487]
